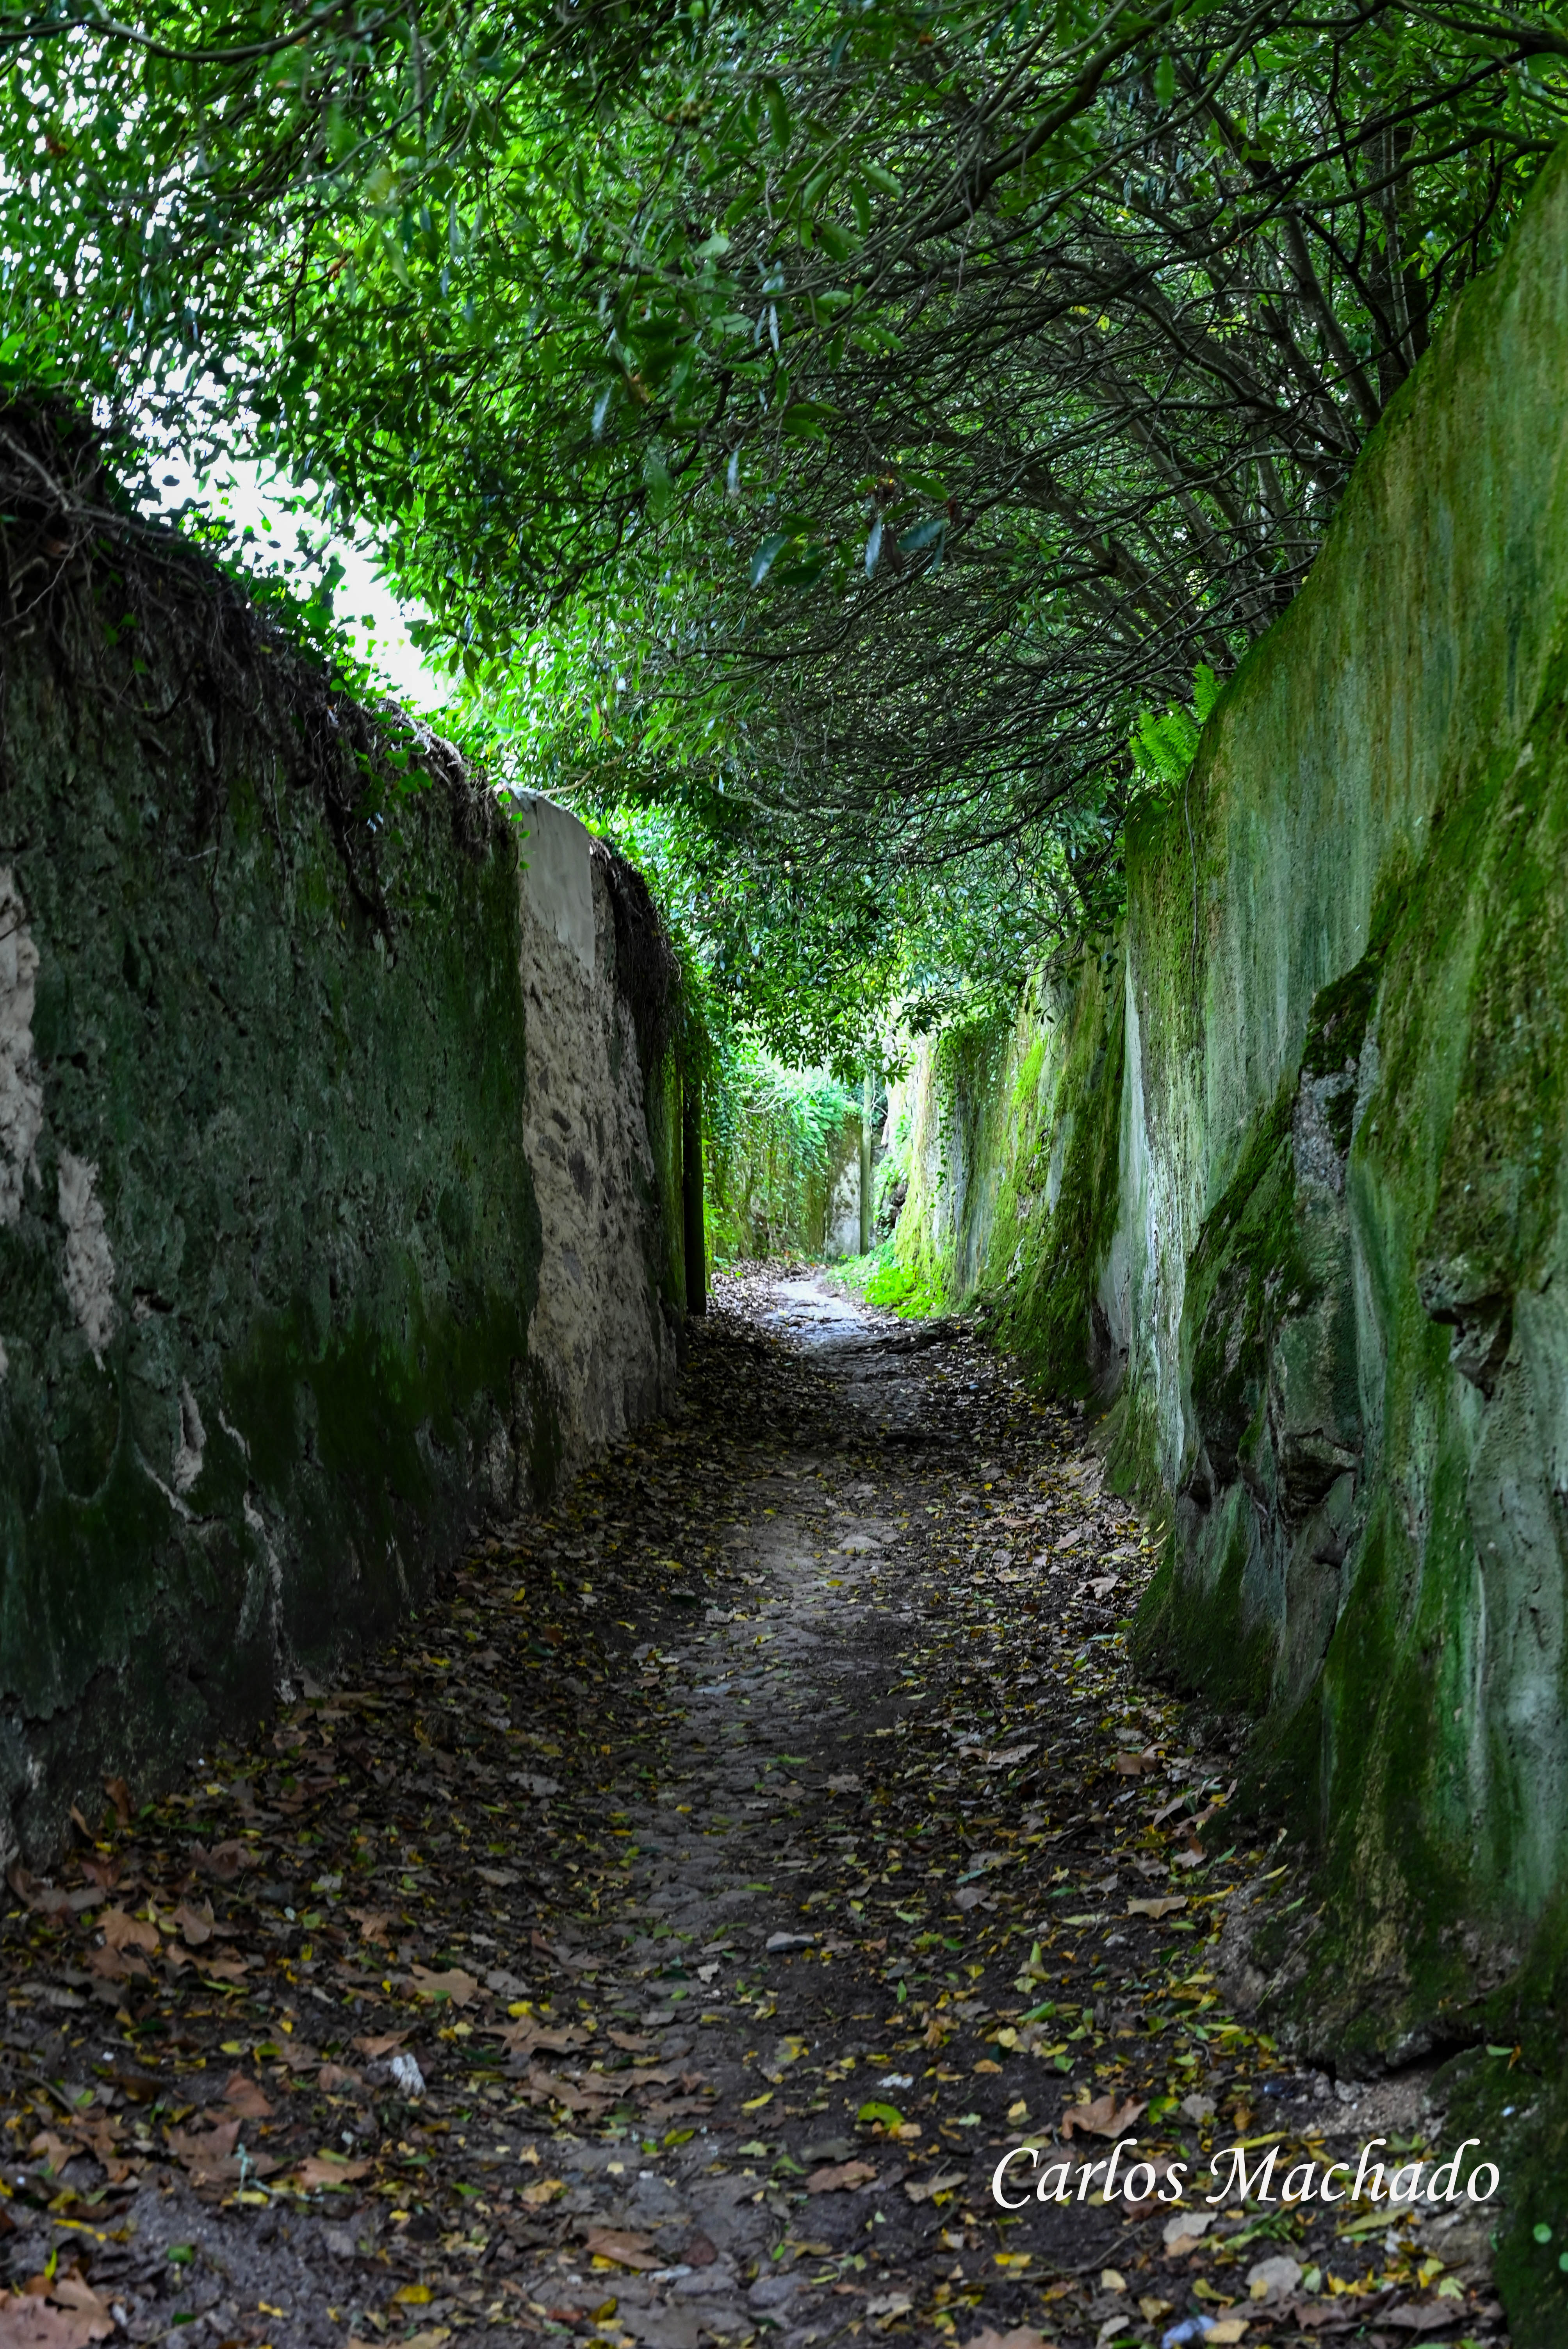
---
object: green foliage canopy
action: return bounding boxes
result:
[5,0,1566,1047]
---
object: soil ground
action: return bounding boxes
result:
[0,1273,1507,2349]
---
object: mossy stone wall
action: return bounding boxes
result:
[886,139,1568,2342]
[0,458,679,1868]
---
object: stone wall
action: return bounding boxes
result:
[0,407,681,1869]
[882,141,1568,2343]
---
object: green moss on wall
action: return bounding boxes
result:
[885,137,1568,2345]
[0,477,561,1860]
[986,957,1127,1396]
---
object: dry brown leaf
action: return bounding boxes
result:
[102,1777,132,1829]
[408,1964,478,2007]
[170,1902,214,1947]
[580,2227,659,2271]
[347,1908,394,1942]
[353,2030,411,2058]
[84,1944,145,1982]
[37,2282,111,2343]
[520,2067,611,2114]
[903,2169,966,2204]
[290,2151,372,2190]
[166,2118,242,2165]
[0,2293,107,2348]
[192,1841,255,1879]
[1126,1896,1188,1919]
[270,2041,321,2072]
[805,2160,877,2194]
[200,1955,251,1983]
[1058,2092,1146,2140]
[100,1907,158,1953]
[217,2072,273,2120]
[4,1869,72,1918]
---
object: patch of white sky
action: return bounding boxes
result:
[146,444,450,718]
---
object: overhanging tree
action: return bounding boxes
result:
[4,0,1564,1036]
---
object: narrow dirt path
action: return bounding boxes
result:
[0,1276,1504,2349]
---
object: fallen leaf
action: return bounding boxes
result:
[85,1944,145,1982]
[904,2169,966,2203]
[217,2073,273,2121]
[347,1909,394,1942]
[103,1777,132,1829]
[519,2178,565,2208]
[0,2296,107,2348]
[39,2281,111,2342]
[581,2227,659,2271]
[806,2160,877,2194]
[1059,2092,1146,2140]
[166,2119,242,2165]
[353,2030,411,2058]
[1164,2210,1214,2249]
[392,2284,433,2306]
[1205,2325,1249,2345]
[100,1907,159,1954]
[960,2331,1057,2349]
[170,1902,214,1946]
[290,2151,372,2189]
[192,1840,256,1879]
[1381,2306,1465,2334]
[408,1964,478,2007]
[1126,1896,1187,1919]
[200,1955,251,1984]
[5,1869,72,1918]
[270,2039,320,2071]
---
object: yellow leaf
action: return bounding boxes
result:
[741,2091,773,2110]
[393,2283,433,2306]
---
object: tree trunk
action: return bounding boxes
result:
[682,1072,707,1317]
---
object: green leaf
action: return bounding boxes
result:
[750,533,793,587]
[762,78,790,151]
[857,2101,904,2129]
